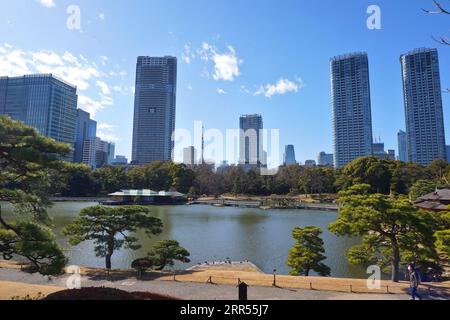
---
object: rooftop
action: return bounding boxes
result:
[417,189,450,202]
[108,190,185,197]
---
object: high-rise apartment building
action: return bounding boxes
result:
[397,130,408,162]
[330,53,374,168]
[0,74,77,160]
[239,114,263,167]
[131,56,177,164]
[400,48,446,165]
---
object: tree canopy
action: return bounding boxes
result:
[0,116,70,275]
[147,240,191,271]
[287,226,330,277]
[329,184,438,282]
[63,205,163,270]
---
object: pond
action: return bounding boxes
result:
[1,202,368,278]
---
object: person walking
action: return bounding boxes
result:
[408,264,422,300]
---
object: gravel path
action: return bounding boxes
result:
[0,268,439,300]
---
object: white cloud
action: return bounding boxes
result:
[97,122,119,142]
[96,80,111,95]
[98,123,116,130]
[97,131,119,142]
[240,85,251,94]
[254,78,304,98]
[198,42,242,81]
[78,94,113,117]
[100,56,108,66]
[0,43,125,117]
[99,13,106,21]
[187,84,193,90]
[217,88,227,95]
[109,70,127,79]
[31,51,64,65]
[37,0,55,8]
[182,44,196,64]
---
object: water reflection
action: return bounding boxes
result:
[1,202,367,278]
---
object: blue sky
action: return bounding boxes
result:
[0,0,449,165]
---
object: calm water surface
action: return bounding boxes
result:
[2,202,367,278]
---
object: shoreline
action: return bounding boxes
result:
[47,196,339,211]
[190,199,339,211]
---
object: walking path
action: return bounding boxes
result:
[0,267,448,300]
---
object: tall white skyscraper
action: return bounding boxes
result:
[132,56,177,164]
[400,48,446,165]
[330,53,374,168]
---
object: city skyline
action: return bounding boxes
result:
[0,0,449,165]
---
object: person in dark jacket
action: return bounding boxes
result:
[408,264,422,300]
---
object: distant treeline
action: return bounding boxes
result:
[49,157,450,198]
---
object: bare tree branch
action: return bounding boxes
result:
[423,0,450,14]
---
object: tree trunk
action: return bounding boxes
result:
[305,268,310,277]
[391,239,400,283]
[105,238,114,270]
[105,254,112,270]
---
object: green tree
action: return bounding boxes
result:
[390,162,429,195]
[342,157,393,194]
[329,184,437,282]
[409,180,436,201]
[147,240,191,271]
[169,163,195,193]
[93,166,129,194]
[0,116,69,275]
[287,226,330,276]
[63,206,163,270]
[131,258,154,279]
[435,230,450,255]
[60,164,100,197]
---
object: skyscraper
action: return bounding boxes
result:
[132,56,177,164]
[82,137,114,169]
[317,152,334,167]
[447,146,450,162]
[74,108,97,163]
[400,48,446,166]
[373,141,396,161]
[107,142,115,165]
[183,146,197,166]
[0,74,77,160]
[397,130,407,162]
[331,53,374,168]
[283,145,297,166]
[239,114,263,167]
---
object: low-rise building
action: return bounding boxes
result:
[414,189,450,212]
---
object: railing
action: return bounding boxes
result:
[157,273,414,295]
